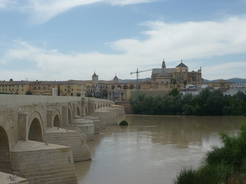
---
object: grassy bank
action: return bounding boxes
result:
[174,122,246,184]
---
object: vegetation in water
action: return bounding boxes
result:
[119,120,128,126]
[130,88,246,116]
[25,91,32,95]
[174,122,246,184]
[0,92,10,94]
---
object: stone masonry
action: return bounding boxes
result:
[0,95,123,184]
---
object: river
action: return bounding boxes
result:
[75,115,246,184]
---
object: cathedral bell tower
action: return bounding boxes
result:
[162,59,166,68]
[92,72,98,84]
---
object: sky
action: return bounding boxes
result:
[0,0,246,81]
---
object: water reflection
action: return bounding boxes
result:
[75,115,246,184]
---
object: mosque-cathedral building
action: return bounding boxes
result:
[151,60,202,85]
[0,60,234,101]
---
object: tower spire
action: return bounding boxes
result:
[162,59,166,68]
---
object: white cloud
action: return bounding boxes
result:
[111,16,246,61]
[0,41,149,80]
[1,16,246,80]
[23,0,101,24]
[0,0,7,8]
[18,0,158,24]
[0,0,16,9]
[106,0,157,6]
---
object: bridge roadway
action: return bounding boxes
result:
[0,95,125,184]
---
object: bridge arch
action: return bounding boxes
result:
[123,85,128,89]
[68,104,72,124]
[53,114,61,127]
[77,106,81,116]
[85,105,88,116]
[0,126,11,173]
[28,114,43,142]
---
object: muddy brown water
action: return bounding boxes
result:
[75,115,246,184]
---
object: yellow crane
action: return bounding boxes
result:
[130,68,152,100]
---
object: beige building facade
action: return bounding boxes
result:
[0,62,235,100]
[151,60,202,85]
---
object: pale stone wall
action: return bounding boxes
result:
[11,141,77,184]
[91,105,125,127]
[0,107,19,150]
[0,171,29,184]
[43,127,91,162]
[0,95,81,105]
[83,116,100,134]
[115,101,133,114]
[72,118,95,141]
[0,95,122,183]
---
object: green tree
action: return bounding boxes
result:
[206,90,224,115]
[175,122,246,184]
[171,78,176,87]
[130,88,246,116]
[170,88,179,97]
[182,104,194,115]
[25,91,32,95]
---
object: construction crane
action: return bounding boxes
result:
[130,68,152,100]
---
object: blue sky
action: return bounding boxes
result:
[0,0,246,81]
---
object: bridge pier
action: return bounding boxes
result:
[43,127,91,162]
[72,117,95,141]
[11,141,77,184]
[91,105,126,128]
[83,116,100,134]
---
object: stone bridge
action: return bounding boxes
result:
[0,95,125,184]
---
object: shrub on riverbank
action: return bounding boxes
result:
[130,89,246,116]
[174,122,246,184]
[119,120,128,126]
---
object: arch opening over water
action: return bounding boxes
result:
[53,115,60,127]
[77,106,81,116]
[68,108,72,124]
[0,126,12,173]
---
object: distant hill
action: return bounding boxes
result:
[204,78,246,84]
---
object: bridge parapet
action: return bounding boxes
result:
[0,95,81,106]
